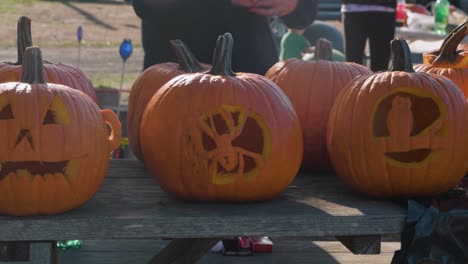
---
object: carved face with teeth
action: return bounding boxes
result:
[0,76,121,216]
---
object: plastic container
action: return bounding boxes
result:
[433,0,450,34]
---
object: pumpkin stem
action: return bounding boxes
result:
[314,38,333,61]
[20,46,46,84]
[389,38,414,72]
[433,21,468,64]
[207,33,236,76]
[169,39,203,73]
[16,16,33,66]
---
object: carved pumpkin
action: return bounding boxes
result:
[0,47,121,216]
[266,38,372,172]
[327,38,468,198]
[0,16,97,102]
[140,33,303,201]
[415,22,468,97]
[127,40,209,160]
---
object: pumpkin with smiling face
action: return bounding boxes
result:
[0,16,97,102]
[327,39,468,198]
[0,47,121,216]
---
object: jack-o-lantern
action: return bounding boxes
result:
[140,33,303,201]
[0,16,97,102]
[266,38,371,172]
[327,38,468,198]
[415,22,468,97]
[0,47,121,216]
[127,39,210,160]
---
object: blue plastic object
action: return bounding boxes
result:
[77,25,83,43]
[119,39,133,62]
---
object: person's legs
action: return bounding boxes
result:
[141,20,176,70]
[343,12,368,65]
[368,12,396,72]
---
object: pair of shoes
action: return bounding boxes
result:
[214,237,273,255]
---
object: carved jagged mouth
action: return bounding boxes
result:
[0,160,81,181]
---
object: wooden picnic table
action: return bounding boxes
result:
[0,159,407,264]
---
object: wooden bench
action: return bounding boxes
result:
[0,159,407,264]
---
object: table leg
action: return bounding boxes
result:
[29,242,56,264]
[148,238,221,264]
[0,241,56,264]
[0,242,29,262]
[335,235,381,255]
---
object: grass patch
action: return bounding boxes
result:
[89,72,140,105]
[88,72,139,90]
[33,40,142,49]
[0,0,37,13]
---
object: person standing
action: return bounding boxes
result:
[132,0,317,75]
[341,0,397,71]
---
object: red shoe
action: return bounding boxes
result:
[249,237,273,253]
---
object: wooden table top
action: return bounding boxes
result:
[0,160,406,241]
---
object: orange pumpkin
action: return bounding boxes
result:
[415,21,468,97]
[327,38,468,198]
[127,39,210,160]
[265,38,372,172]
[0,16,97,102]
[0,47,121,216]
[140,33,303,201]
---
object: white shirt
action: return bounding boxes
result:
[341,3,396,13]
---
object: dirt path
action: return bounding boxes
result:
[0,0,141,48]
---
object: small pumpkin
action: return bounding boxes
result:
[0,16,97,102]
[266,38,372,172]
[327,38,468,198]
[127,39,210,160]
[0,46,121,216]
[415,21,468,97]
[140,33,303,202]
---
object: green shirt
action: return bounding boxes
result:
[279,32,311,61]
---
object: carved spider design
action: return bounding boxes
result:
[197,106,265,181]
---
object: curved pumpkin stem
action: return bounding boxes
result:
[207,32,236,76]
[314,38,333,61]
[169,39,203,73]
[433,21,468,64]
[390,38,414,72]
[20,46,46,84]
[15,16,33,66]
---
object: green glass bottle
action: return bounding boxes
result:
[56,240,82,250]
[434,0,450,34]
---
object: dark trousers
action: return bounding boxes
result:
[342,11,396,72]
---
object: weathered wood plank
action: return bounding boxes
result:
[57,240,399,264]
[59,251,397,264]
[0,160,406,241]
[68,239,400,253]
[148,238,221,264]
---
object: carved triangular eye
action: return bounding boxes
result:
[42,94,71,126]
[43,110,56,125]
[0,104,14,120]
